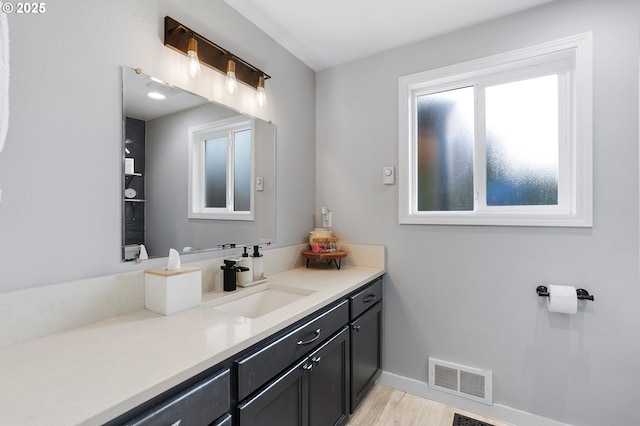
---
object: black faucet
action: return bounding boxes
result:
[221,259,249,292]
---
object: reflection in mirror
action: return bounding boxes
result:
[188,115,256,220]
[122,67,276,261]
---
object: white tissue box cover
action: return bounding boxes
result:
[144,267,202,315]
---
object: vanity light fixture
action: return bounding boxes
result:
[164,16,270,106]
[226,58,237,95]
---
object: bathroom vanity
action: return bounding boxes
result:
[0,263,384,426]
[110,275,383,426]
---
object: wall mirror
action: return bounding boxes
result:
[121,67,276,261]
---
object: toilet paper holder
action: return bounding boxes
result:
[536,285,594,301]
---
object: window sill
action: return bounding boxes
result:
[399,211,592,227]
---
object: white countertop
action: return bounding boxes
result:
[0,266,384,426]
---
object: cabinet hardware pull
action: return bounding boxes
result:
[170,420,182,426]
[363,294,377,303]
[297,328,321,345]
[312,356,322,365]
[352,325,361,332]
[303,363,313,371]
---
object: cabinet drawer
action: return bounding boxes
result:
[236,299,349,401]
[125,368,230,426]
[350,278,382,320]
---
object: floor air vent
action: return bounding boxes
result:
[429,358,493,405]
[452,413,494,426]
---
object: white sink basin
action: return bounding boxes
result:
[211,285,315,319]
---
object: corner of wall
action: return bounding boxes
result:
[340,243,386,269]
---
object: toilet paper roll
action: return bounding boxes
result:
[547,285,577,314]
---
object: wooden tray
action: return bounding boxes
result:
[302,250,347,269]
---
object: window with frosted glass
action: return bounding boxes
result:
[204,136,227,208]
[416,87,474,211]
[399,33,592,226]
[233,129,251,211]
[485,75,559,206]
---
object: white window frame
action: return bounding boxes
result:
[399,33,593,227]
[188,116,255,221]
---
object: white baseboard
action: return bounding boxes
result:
[378,371,572,426]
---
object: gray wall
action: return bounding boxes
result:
[316,0,639,425]
[0,0,316,291]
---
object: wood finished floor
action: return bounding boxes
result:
[347,384,512,426]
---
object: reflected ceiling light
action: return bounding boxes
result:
[147,92,166,100]
[186,35,201,79]
[226,59,238,95]
[256,75,267,107]
[150,76,169,85]
[164,16,270,105]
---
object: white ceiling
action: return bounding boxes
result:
[123,68,209,121]
[224,0,557,71]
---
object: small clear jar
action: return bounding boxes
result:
[311,238,326,253]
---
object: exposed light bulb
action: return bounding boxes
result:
[226,59,237,95]
[256,75,267,107]
[187,37,201,79]
[256,86,266,107]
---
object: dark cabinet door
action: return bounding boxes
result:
[237,358,308,426]
[238,327,350,426]
[212,413,232,426]
[307,327,350,426]
[350,301,382,412]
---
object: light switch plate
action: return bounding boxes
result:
[383,166,395,185]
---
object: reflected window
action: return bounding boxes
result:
[189,117,254,220]
[233,129,252,211]
[399,34,593,227]
[204,136,227,208]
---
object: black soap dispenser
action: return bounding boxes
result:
[221,259,249,292]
